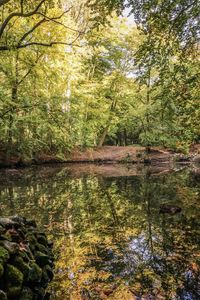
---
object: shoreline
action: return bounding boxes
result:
[0,145,199,169]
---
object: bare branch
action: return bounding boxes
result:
[37,6,73,21]
[0,2,86,52]
[18,38,82,49]
[169,0,198,33]
[0,102,41,119]
[36,9,84,34]
[0,0,46,37]
[0,29,84,51]
[0,0,10,7]
[18,53,43,85]
[20,0,24,14]
[17,7,84,48]
[17,18,46,46]
[0,41,82,51]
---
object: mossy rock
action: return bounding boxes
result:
[28,263,42,283]
[25,219,37,228]
[9,215,25,225]
[5,264,23,297]
[47,240,53,249]
[0,290,7,300]
[26,228,37,236]
[23,246,34,261]
[0,246,9,264]
[37,232,46,237]
[44,265,53,281]
[9,232,21,243]
[37,235,47,246]
[18,251,30,263]
[0,218,18,229]
[35,251,50,267]
[7,286,22,298]
[19,287,33,300]
[33,287,45,299]
[0,225,5,235]
[41,269,49,288]
[43,292,51,300]
[5,264,24,285]
[29,244,35,254]
[0,232,12,242]
[0,241,19,254]
[0,263,4,278]
[12,256,31,280]
[0,217,54,300]
[35,243,48,255]
[26,234,37,246]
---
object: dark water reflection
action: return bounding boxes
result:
[0,165,200,299]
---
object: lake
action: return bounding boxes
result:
[0,164,200,300]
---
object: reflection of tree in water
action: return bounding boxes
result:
[0,167,200,299]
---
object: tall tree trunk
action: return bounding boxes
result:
[124,128,127,146]
[145,64,151,153]
[97,98,117,147]
[98,125,109,147]
[6,51,19,160]
[6,84,18,160]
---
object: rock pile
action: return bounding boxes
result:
[0,216,54,300]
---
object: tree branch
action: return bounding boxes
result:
[0,0,10,7]
[18,7,77,46]
[169,0,198,33]
[37,6,73,21]
[0,41,82,51]
[18,53,43,85]
[0,102,41,119]
[0,4,82,51]
[36,10,84,34]
[0,0,46,38]
[20,0,24,14]
[17,18,46,46]
[18,38,82,49]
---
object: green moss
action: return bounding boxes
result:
[34,287,45,299]
[26,234,37,245]
[0,263,4,277]
[0,232,12,242]
[29,244,35,254]
[28,263,42,283]
[37,235,47,246]
[5,264,23,297]
[1,241,18,254]
[0,290,7,300]
[7,286,22,298]
[17,252,29,264]
[19,287,33,300]
[12,256,30,280]
[35,251,49,267]
[0,225,5,234]
[44,265,54,281]
[35,243,48,254]
[41,269,49,288]
[0,246,9,264]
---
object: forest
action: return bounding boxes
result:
[0,0,199,162]
[0,2,200,300]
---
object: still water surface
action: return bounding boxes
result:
[0,164,200,300]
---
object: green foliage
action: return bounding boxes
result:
[0,0,199,158]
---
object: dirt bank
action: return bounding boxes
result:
[0,145,200,169]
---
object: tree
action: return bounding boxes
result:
[0,0,88,51]
[84,0,199,149]
[0,0,89,158]
[0,27,80,157]
[71,17,141,147]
